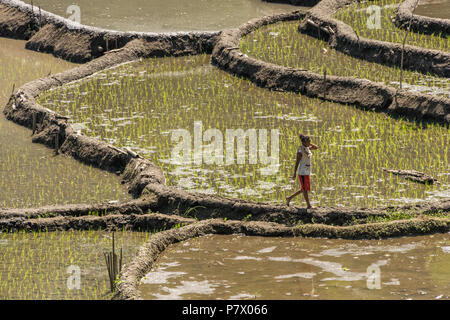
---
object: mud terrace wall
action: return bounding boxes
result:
[263,0,321,6]
[300,0,449,78]
[0,212,196,233]
[394,0,450,36]
[0,1,449,233]
[114,217,450,300]
[0,0,218,62]
[0,0,449,301]
[211,10,450,124]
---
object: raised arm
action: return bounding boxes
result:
[309,143,319,150]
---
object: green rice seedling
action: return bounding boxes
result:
[334,0,449,52]
[103,232,122,292]
[38,54,450,209]
[0,38,131,208]
[240,21,449,98]
[0,229,155,299]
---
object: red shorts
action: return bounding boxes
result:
[298,175,311,191]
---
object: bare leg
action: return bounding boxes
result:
[303,190,313,209]
[286,189,302,206]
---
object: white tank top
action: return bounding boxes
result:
[297,145,312,175]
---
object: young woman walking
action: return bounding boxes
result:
[285,134,319,209]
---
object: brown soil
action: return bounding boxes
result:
[263,0,320,6]
[0,0,219,63]
[394,0,450,36]
[0,0,448,241]
[382,168,439,184]
[0,212,195,232]
[0,3,37,39]
[211,11,450,124]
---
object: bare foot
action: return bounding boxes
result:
[307,205,314,209]
[286,197,291,206]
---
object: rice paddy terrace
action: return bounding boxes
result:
[0,0,449,300]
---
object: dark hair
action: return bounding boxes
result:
[299,134,310,143]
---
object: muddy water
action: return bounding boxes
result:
[23,0,303,32]
[39,54,450,208]
[138,233,450,300]
[415,0,450,19]
[0,38,131,208]
[241,21,449,97]
[0,230,152,299]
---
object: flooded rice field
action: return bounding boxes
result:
[335,0,449,49]
[414,0,450,19]
[0,38,131,208]
[241,21,449,97]
[0,230,152,299]
[1,0,449,302]
[23,0,302,32]
[138,233,450,300]
[38,54,450,208]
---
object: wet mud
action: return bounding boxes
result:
[0,0,448,238]
[395,0,450,36]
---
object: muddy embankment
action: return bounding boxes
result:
[299,0,449,77]
[114,217,450,300]
[393,0,450,36]
[211,8,450,124]
[0,0,218,62]
[263,0,321,6]
[0,0,448,240]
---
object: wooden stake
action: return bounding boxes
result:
[32,113,37,136]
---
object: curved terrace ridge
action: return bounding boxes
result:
[300,0,449,77]
[211,11,450,124]
[0,0,448,240]
[0,0,219,62]
[1,37,449,238]
[113,218,450,300]
[394,0,450,36]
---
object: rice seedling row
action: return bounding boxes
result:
[334,0,449,51]
[38,54,450,208]
[0,229,153,299]
[240,21,449,98]
[0,38,131,209]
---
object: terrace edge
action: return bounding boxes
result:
[393,0,450,37]
[301,0,449,77]
[211,11,450,124]
[114,217,450,300]
[0,0,218,62]
[0,8,448,235]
